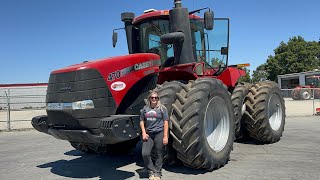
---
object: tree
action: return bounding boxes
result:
[255,36,320,81]
[252,64,268,83]
[238,67,251,83]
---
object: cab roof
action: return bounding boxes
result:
[133,10,200,24]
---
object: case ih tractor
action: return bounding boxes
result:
[291,75,320,100]
[32,0,286,170]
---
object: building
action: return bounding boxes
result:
[277,70,320,89]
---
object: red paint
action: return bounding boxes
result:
[52,53,160,107]
[133,10,200,24]
[217,67,246,87]
[158,63,198,84]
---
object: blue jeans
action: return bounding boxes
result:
[141,131,164,177]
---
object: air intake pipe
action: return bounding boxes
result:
[161,0,195,65]
[121,12,135,54]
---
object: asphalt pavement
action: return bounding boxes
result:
[0,116,320,180]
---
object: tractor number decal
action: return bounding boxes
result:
[107,59,161,81]
[107,71,121,81]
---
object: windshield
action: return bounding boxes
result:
[138,20,173,64]
[136,18,229,68]
[191,18,229,69]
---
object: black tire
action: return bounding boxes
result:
[154,81,183,164]
[231,82,252,141]
[170,78,235,171]
[244,81,286,143]
[299,89,311,100]
[291,89,300,100]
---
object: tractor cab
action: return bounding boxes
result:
[113,9,230,77]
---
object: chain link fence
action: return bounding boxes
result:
[281,88,320,117]
[0,86,47,131]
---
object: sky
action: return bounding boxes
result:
[0,0,319,84]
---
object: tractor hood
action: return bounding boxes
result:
[52,53,160,75]
[50,53,161,106]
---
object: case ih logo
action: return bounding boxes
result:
[134,61,152,70]
[107,59,160,81]
[60,86,71,92]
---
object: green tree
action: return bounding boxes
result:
[238,67,251,83]
[256,36,320,81]
[252,64,268,83]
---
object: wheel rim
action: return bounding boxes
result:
[268,94,283,131]
[204,97,230,152]
[302,91,310,99]
[241,103,246,115]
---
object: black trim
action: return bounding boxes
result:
[46,69,116,130]
[116,74,158,114]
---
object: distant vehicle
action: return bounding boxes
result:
[291,75,320,100]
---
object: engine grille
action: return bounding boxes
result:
[46,69,116,130]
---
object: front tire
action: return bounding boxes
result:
[171,78,235,170]
[231,82,252,141]
[244,81,286,143]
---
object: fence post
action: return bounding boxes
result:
[313,88,315,115]
[5,89,11,131]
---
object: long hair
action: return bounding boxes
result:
[145,90,163,108]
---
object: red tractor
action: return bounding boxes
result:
[32,0,286,170]
[291,75,320,100]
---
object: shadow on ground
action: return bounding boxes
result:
[37,149,139,180]
[37,142,209,180]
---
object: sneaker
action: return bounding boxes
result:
[149,175,156,180]
[153,176,161,180]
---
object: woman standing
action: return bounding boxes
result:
[140,91,169,180]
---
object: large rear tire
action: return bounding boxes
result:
[244,81,286,143]
[154,81,183,164]
[231,82,252,141]
[171,78,235,170]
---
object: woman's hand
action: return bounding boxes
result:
[163,136,168,145]
[142,133,149,141]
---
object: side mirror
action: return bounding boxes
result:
[204,10,214,30]
[112,31,118,48]
[221,47,228,55]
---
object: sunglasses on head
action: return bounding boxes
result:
[150,96,159,100]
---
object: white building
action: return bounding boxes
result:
[277,70,320,89]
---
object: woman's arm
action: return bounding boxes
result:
[163,120,169,145]
[140,120,149,141]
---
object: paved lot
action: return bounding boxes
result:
[0,116,319,180]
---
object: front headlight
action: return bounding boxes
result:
[72,100,94,110]
[47,100,94,110]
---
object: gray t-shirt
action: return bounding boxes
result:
[140,105,169,133]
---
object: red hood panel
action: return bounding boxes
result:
[52,53,159,74]
[51,53,161,107]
